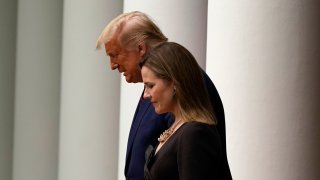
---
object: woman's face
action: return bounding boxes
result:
[141,66,175,114]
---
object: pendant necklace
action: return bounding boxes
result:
[158,120,182,143]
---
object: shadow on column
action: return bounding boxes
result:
[299,0,320,178]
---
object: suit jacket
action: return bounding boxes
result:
[124,70,231,180]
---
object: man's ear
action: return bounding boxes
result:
[138,43,147,56]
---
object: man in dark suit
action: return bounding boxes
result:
[96,11,232,180]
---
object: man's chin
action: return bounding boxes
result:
[124,76,136,83]
[125,76,141,83]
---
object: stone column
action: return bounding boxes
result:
[58,1,122,180]
[12,0,63,180]
[207,0,320,179]
[0,0,17,180]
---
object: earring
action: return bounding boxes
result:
[172,87,176,97]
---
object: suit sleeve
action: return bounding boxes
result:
[177,123,222,180]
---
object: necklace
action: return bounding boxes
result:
[158,120,181,143]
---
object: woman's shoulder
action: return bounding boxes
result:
[176,121,222,155]
[179,121,219,140]
[182,121,215,131]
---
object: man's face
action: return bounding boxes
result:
[105,39,143,83]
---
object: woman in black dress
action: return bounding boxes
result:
[140,42,232,180]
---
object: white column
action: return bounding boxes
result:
[207,0,320,179]
[124,0,208,68]
[12,0,62,180]
[117,1,208,179]
[58,1,122,180]
[0,1,17,180]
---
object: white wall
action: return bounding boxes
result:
[207,0,320,179]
